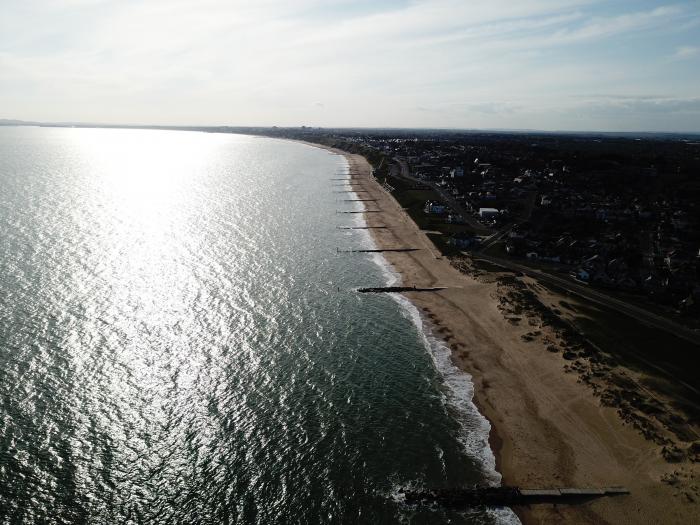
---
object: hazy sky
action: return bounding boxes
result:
[2,0,699,131]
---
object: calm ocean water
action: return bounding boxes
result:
[0,127,518,524]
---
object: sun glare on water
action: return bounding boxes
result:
[53,128,239,391]
[65,128,228,218]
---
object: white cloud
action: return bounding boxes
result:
[0,1,698,131]
[674,45,699,59]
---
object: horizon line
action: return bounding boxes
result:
[2,118,700,137]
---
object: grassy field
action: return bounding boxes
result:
[571,302,700,419]
[385,172,474,256]
[514,272,700,423]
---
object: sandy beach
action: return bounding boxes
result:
[332,148,699,524]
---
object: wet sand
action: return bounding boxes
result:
[332,149,699,525]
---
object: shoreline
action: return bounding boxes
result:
[330,145,507,478]
[339,149,518,515]
[315,143,699,524]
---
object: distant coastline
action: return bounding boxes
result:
[3,120,700,140]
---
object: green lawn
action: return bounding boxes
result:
[386,173,475,255]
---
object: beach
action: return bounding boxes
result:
[335,149,699,524]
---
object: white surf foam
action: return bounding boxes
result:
[344,158,520,524]
[387,292,521,525]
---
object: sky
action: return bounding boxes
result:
[1,0,699,131]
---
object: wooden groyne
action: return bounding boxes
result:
[342,199,377,202]
[339,248,419,253]
[337,210,382,214]
[337,226,388,230]
[333,190,369,193]
[358,286,446,293]
[401,486,630,508]
[336,248,420,253]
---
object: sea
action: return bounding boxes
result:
[0,126,519,524]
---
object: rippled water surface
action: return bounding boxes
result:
[0,127,515,524]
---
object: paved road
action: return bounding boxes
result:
[392,157,700,348]
[394,157,490,233]
[478,225,513,252]
[394,158,515,247]
[472,253,700,347]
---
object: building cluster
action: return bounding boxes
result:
[324,129,700,315]
[251,127,700,315]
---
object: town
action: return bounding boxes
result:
[238,126,700,326]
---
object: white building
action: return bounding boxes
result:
[478,207,499,219]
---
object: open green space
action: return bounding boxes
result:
[386,172,475,256]
[572,302,699,419]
